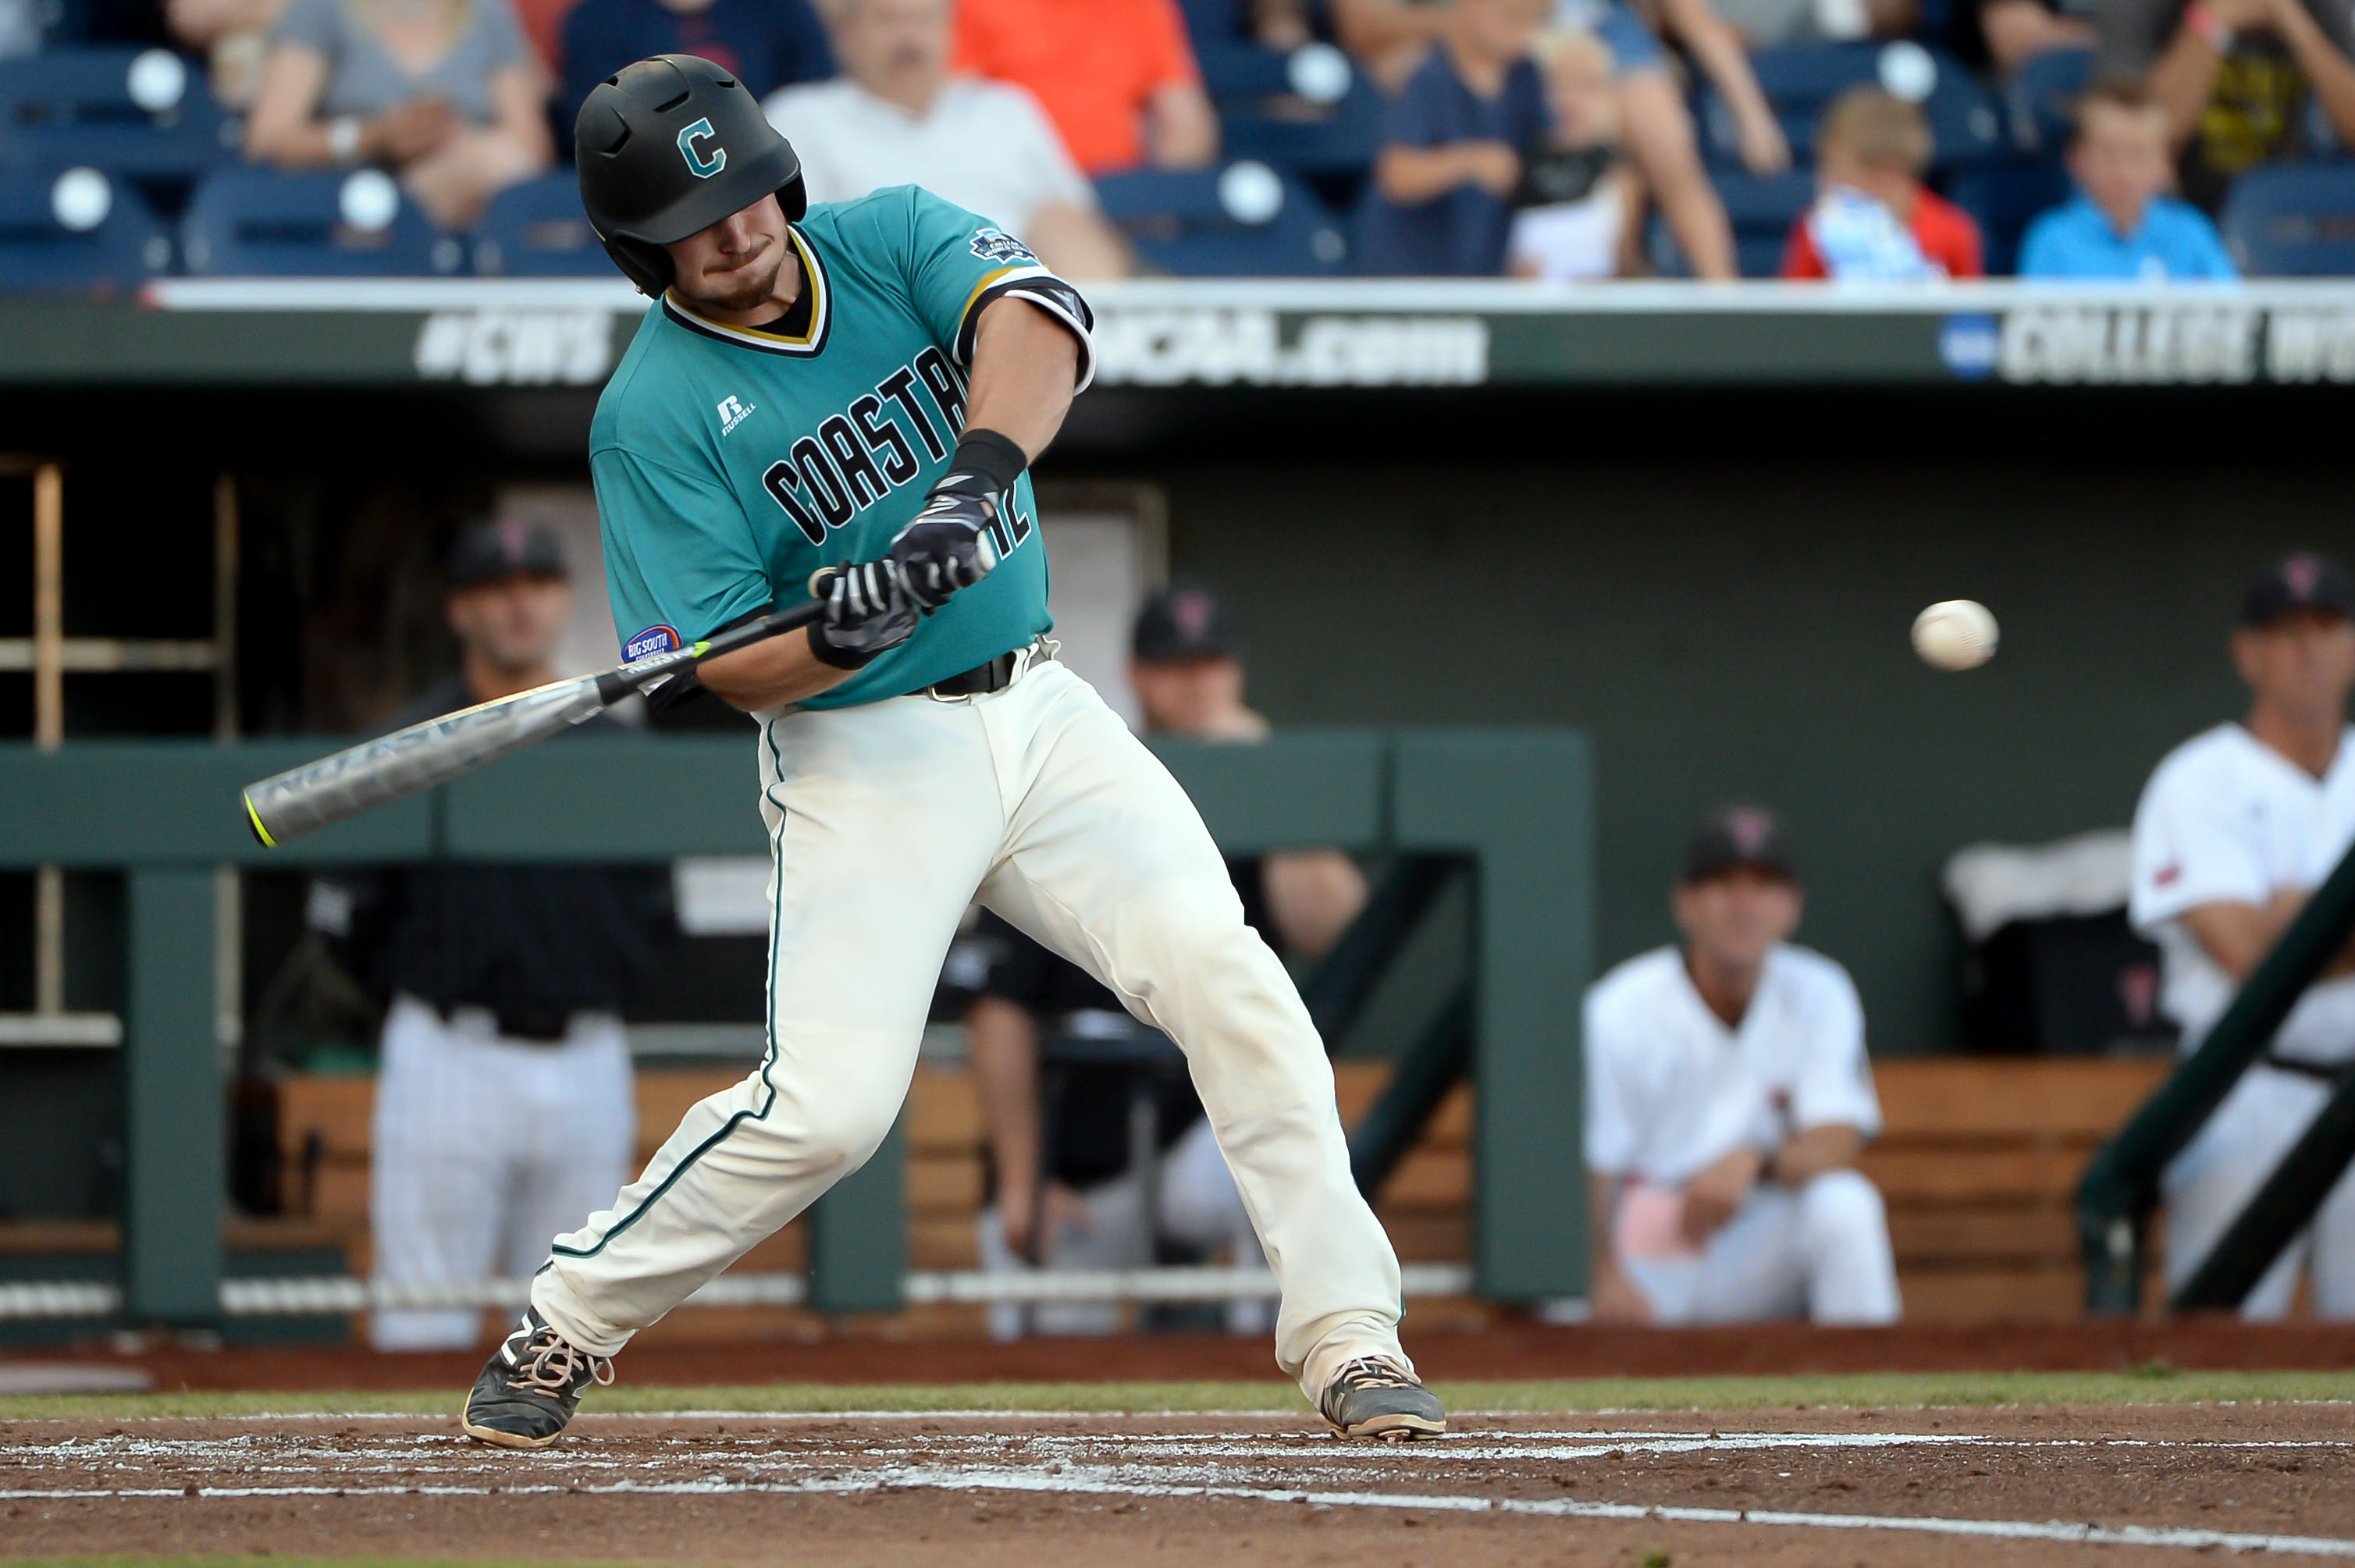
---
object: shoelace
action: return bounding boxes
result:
[506,1332,616,1396]
[1328,1356,1420,1396]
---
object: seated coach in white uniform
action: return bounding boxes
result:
[1584,808,1901,1326]
[2133,552,2355,1319]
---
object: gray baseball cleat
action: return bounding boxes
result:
[1318,1355,1447,1442]
[460,1307,614,1449]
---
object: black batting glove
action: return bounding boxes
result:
[891,428,1027,611]
[806,559,917,670]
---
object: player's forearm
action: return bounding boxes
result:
[1766,1125,1865,1186]
[969,997,1046,1203]
[962,297,1080,461]
[693,626,854,712]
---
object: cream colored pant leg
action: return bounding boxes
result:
[533,695,1002,1353]
[973,663,1405,1397]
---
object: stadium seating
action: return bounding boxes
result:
[1096,160,1348,275]
[1649,169,1815,277]
[0,165,171,290]
[472,173,611,276]
[2001,45,2090,156]
[0,47,237,181]
[2220,161,2355,276]
[1696,41,2008,172]
[1950,158,2073,275]
[181,166,465,276]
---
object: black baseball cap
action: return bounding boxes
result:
[447,521,568,588]
[1681,805,1800,886]
[2243,552,2355,628]
[1132,582,1243,664]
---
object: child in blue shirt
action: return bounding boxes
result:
[2019,83,2239,280]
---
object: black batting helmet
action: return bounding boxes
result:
[575,54,807,297]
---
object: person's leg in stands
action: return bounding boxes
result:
[1791,1168,1900,1323]
[1616,69,1739,279]
[1158,1113,1272,1334]
[371,997,510,1350]
[1685,1186,1811,1322]
[2296,1150,2355,1319]
[2163,1069,2321,1318]
[402,130,544,229]
[502,1019,636,1288]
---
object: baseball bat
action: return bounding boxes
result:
[242,594,830,847]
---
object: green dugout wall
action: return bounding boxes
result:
[0,729,1589,1324]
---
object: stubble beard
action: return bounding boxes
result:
[683,237,784,314]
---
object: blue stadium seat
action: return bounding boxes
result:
[0,165,170,290]
[0,47,237,180]
[2220,161,2355,276]
[1696,41,2007,171]
[1096,161,1347,275]
[1948,158,2072,275]
[2001,46,2090,155]
[1649,170,1814,277]
[473,174,610,276]
[181,167,464,276]
[1221,80,1383,180]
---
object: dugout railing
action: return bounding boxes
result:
[0,727,1590,1328]
[2077,832,2355,1314]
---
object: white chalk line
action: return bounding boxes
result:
[2,1462,2350,1558]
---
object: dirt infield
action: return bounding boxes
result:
[41,1318,2355,1394]
[5,1404,2352,1565]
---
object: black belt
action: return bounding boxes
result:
[2264,1054,2355,1084]
[919,639,1047,699]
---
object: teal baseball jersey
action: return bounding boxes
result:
[590,184,1095,709]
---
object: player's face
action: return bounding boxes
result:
[1129,656,1246,735]
[666,195,792,313]
[2233,610,2355,722]
[1672,869,1803,973]
[448,574,572,675]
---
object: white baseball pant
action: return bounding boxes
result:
[1619,1171,1901,1325]
[2164,1065,2355,1317]
[975,1112,1272,1339]
[532,659,1407,1397]
[370,995,635,1350]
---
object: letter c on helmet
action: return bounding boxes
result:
[677,117,726,179]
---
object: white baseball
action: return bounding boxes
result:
[1912,599,1998,670]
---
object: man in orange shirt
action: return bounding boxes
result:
[954,0,1220,172]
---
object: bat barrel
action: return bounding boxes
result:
[244,677,607,846]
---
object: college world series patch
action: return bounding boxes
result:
[969,228,1038,266]
[624,624,682,662]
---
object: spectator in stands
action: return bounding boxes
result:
[2019,82,2238,276]
[560,0,830,140]
[764,0,1129,279]
[1781,86,1984,278]
[2131,553,2355,1320]
[170,0,286,107]
[244,0,552,229]
[953,0,1218,175]
[962,584,1367,1337]
[1359,0,1552,276]
[1507,29,1643,278]
[306,522,669,1351]
[1977,0,2096,71]
[2095,0,2355,212]
[1581,808,1901,1327]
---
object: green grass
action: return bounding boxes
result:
[5,1367,2355,1422]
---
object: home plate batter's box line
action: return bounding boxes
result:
[2,1467,2350,1559]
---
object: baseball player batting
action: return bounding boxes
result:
[458,54,1444,1449]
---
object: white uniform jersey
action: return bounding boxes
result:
[2129,722,2355,1063]
[1584,943,1883,1188]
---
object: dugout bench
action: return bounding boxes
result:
[0,727,1589,1328]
